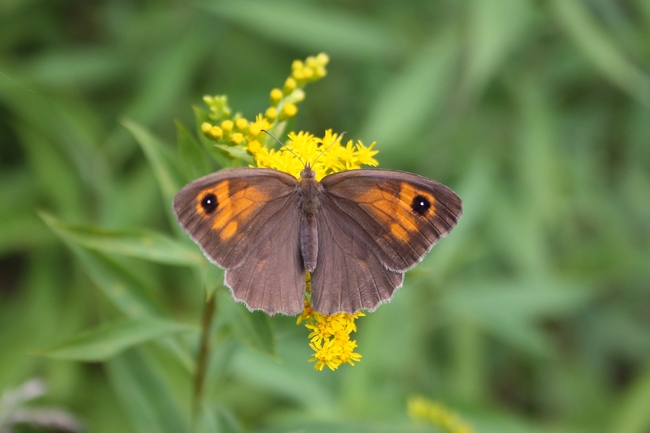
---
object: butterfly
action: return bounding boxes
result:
[173,163,462,315]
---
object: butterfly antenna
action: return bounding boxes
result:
[312,132,346,166]
[261,129,305,165]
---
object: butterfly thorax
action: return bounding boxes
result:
[298,164,321,272]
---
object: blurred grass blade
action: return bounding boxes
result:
[610,363,650,433]
[218,291,275,357]
[107,350,189,433]
[122,118,183,205]
[0,213,53,255]
[42,212,165,318]
[196,402,242,433]
[176,120,213,182]
[442,279,593,356]
[40,212,205,266]
[551,0,650,103]
[204,0,401,60]
[512,77,563,226]
[359,30,459,150]
[462,0,534,98]
[38,319,196,361]
[230,345,335,412]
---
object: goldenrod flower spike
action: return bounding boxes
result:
[199,54,370,371]
[200,53,329,148]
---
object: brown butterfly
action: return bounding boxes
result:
[173,163,462,316]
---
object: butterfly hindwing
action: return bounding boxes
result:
[311,195,404,315]
[224,197,305,315]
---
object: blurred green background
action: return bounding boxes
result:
[2,1,650,432]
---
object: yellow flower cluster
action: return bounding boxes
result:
[248,129,378,180]
[297,282,365,371]
[199,53,379,370]
[408,396,474,433]
[200,53,330,148]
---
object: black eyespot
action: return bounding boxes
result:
[411,194,431,216]
[200,193,218,214]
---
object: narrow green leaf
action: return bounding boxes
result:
[610,363,650,433]
[195,402,242,433]
[41,212,164,318]
[218,291,275,357]
[38,319,196,361]
[215,144,254,164]
[106,350,189,433]
[441,278,593,356]
[462,0,534,97]
[229,345,335,412]
[203,264,225,299]
[0,213,54,255]
[359,30,459,150]
[552,0,650,103]
[176,120,213,182]
[122,118,183,204]
[204,0,401,61]
[40,213,205,266]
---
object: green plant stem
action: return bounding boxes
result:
[192,291,216,424]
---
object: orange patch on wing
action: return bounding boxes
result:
[354,182,437,240]
[195,180,232,218]
[194,180,271,241]
[221,220,239,240]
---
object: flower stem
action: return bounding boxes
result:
[192,291,216,425]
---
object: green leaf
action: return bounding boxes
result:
[551,0,650,103]
[610,363,650,433]
[38,319,196,361]
[218,291,275,357]
[204,0,401,61]
[176,120,213,182]
[462,0,534,97]
[42,212,164,318]
[441,278,593,356]
[106,350,189,433]
[40,212,205,266]
[195,402,242,433]
[215,144,254,164]
[203,264,225,299]
[359,30,459,150]
[122,118,183,205]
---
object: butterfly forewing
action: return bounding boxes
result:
[173,168,308,314]
[173,168,300,270]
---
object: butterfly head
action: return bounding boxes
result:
[299,161,317,181]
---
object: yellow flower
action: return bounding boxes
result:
[280,102,298,119]
[265,107,277,121]
[270,88,283,105]
[230,133,244,145]
[247,114,271,140]
[235,118,248,131]
[408,396,474,433]
[354,141,379,166]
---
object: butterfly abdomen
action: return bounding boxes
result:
[298,167,322,272]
